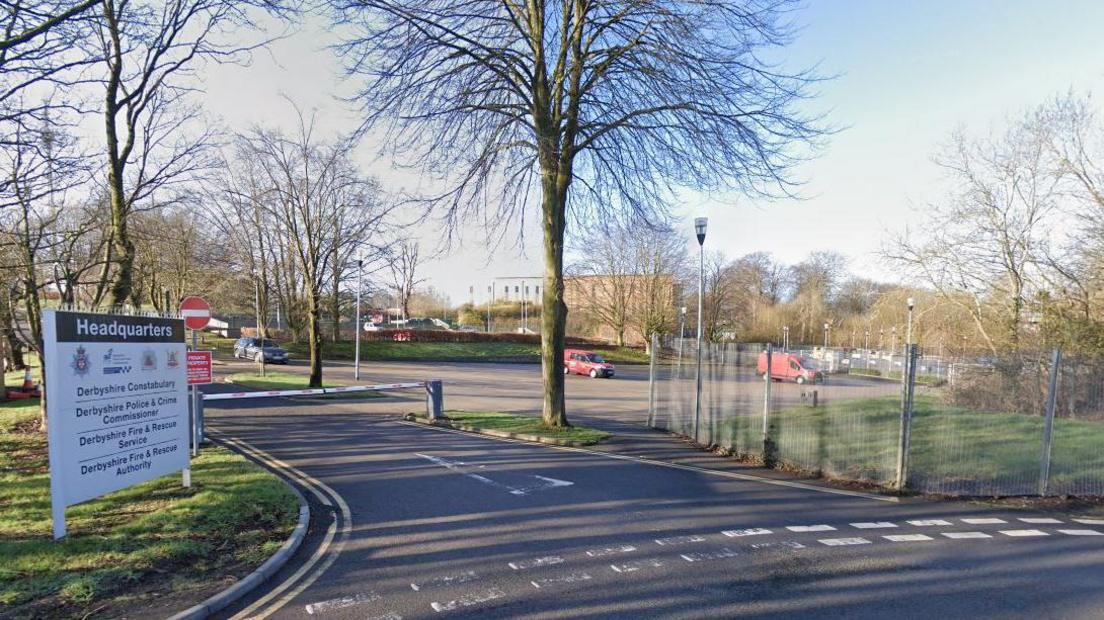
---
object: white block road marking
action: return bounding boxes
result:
[723,528,772,537]
[531,572,592,589]
[610,558,664,573]
[1018,517,1063,524]
[305,592,381,615]
[884,534,934,542]
[414,453,572,496]
[1073,518,1104,525]
[411,570,478,591]
[818,537,871,546]
[907,519,953,526]
[586,545,636,557]
[430,588,506,612]
[1058,529,1103,536]
[750,540,807,550]
[942,532,992,539]
[509,556,564,570]
[962,518,1007,525]
[999,529,1049,537]
[655,535,707,545]
[681,548,740,562]
[787,525,836,532]
[367,614,403,620]
[850,522,897,529]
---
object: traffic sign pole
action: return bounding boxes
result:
[178,297,211,461]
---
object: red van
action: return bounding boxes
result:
[564,349,615,378]
[757,351,824,384]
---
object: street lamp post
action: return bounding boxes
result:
[693,217,708,443]
[354,254,363,381]
[892,326,898,353]
[823,322,830,349]
[252,268,265,378]
[486,285,493,332]
[782,325,790,351]
[906,297,915,347]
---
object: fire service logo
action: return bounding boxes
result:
[140,349,157,371]
[70,346,91,377]
[166,350,180,369]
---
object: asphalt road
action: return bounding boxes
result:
[202,360,1104,619]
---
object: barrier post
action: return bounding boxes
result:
[426,380,444,421]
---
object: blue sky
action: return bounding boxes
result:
[202,1,1104,303]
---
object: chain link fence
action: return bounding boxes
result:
[648,337,1104,497]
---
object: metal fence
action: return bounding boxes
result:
[648,337,1104,497]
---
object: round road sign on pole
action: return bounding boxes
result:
[179,296,211,331]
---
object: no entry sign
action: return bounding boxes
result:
[179,296,211,331]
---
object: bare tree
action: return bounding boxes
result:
[630,226,686,347]
[88,0,291,307]
[387,239,425,322]
[240,115,389,387]
[887,121,1060,353]
[568,223,639,346]
[330,0,825,426]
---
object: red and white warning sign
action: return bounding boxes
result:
[179,296,211,331]
[187,351,213,385]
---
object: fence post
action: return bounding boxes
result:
[647,332,658,428]
[895,344,920,490]
[1038,348,1062,496]
[762,344,775,467]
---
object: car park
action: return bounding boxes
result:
[233,337,290,364]
[564,349,615,378]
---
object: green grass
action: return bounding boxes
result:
[0,402,298,617]
[444,411,612,445]
[848,368,946,387]
[226,371,344,391]
[718,395,1104,492]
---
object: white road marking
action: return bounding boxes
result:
[850,521,897,529]
[999,529,1049,537]
[586,545,637,557]
[397,421,899,503]
[304,592,380,615]
[884,534,934,542]
[1019,517,1062,524]
[942,532,992,539]
[366,614,402,620]
[610,558,664,573]
[1073,518,1104,525]
[818,537,871,546]
[787,525,836,532]
[530,572,592,589]
[410,570,478,591]
[750,541,806,550]
[907,519,953,526]
[414,453,572,496]
[681,547,740,562]
[655,535,707,545]
[509,556,564,570]
[1058,529,1103,536]
[430,588,506,612]
[723,528,772,537]
[962,518,1007,525]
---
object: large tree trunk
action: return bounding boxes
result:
[307,291,323,388]
[540,180,569,428]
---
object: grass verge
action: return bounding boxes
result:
[0,399,299,618]
[442,411,612,445]
[717,394,1104,493]
[288,340,650,364]
[226,371,344,391]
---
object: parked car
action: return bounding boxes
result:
[233,337,289,364]
[757,351,823,384]
[564,349,615,378]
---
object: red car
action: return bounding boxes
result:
[564,349,615,378]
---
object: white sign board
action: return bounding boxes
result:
[44,310,189,539]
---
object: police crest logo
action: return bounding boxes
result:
[141,349,158,371]
[166,350,180,369]
[70,345,91,377]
